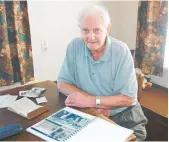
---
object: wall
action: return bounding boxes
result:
[116,1,138,50]
[28,2,101,81]
[27,1,138,82]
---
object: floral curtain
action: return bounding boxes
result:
[135,1,168,76]
[0,1,34,86]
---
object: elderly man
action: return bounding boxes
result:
[57,5,147,140]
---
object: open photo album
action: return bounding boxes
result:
[27,107,133,142]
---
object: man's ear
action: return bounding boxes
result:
[107,23,111,35]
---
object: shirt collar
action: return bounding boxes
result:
[84,36,112,62]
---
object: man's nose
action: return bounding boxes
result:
[88,32,95,40]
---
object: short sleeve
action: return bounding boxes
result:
[113,44,138,99]
[57,40,76,85]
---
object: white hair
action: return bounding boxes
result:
[77,5,111,27]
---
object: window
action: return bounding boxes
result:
[164,29,168,69]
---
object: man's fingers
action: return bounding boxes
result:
[105,112,109,117]
[65,92,90,108]
[105,110,110,117]
[65,95,75,103]
[97,109,102,113]
[65,103,74,106]
[96,109,110,117]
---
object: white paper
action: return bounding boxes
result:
[0,94,18,108]
[67,118,133,142]
[0,95,7,104]
[36,97,47,104]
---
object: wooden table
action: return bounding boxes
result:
[0,80,136,141]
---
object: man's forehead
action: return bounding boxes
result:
[82,13,104,22]
[81,16,106,28]
[81,26,103,30]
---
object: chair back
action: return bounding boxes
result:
[136,72,144,101]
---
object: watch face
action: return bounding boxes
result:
[96,96,100,108]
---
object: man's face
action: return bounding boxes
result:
[80,13,110,51]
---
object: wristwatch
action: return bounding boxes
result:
[96,96,100,108]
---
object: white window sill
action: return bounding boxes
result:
[0,81,37,92]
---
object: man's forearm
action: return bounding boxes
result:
[57,82,92,96]
[57,82,136,108]
[57,82,96,107]
[99,94,136,108]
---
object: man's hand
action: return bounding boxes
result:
[97,108,110,117]
[65,92,95,108]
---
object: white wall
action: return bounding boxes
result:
[116,1,138,50]
[28,1,102,81]
[99,1,139,49]
[27,1,138,82]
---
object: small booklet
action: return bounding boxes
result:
[27,107,133,142]
[7,97,48,119]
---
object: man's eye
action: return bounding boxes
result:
[93,29,100,33]
[83,29,89,32]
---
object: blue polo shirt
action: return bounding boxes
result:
[57,36,138,116]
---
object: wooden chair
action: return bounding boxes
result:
[136,71,144,101]
[130,50,144,101]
